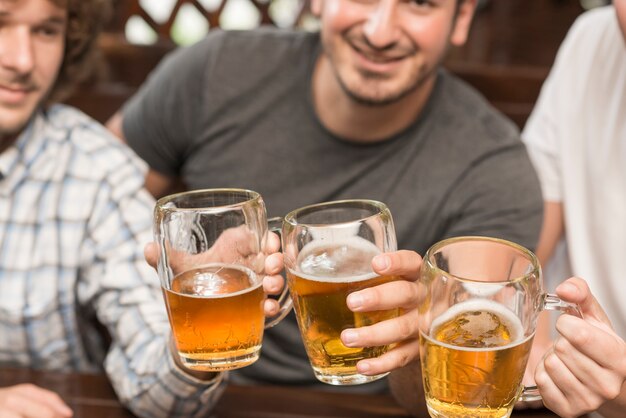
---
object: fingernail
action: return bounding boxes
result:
[342,330,358,346]
[357,361,371,373]
[347,292,364,310]
[372,255,390,272]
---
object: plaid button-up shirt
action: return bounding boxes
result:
[0,105,224,417]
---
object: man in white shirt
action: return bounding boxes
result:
[522,4,626,417]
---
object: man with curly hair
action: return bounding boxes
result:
[0,0,251,416]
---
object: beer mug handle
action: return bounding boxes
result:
[518,293,582,402]
[264,216,293,329]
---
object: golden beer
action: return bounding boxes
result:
[163,263,265,371]
[287,239,399,385]
[420,300,533,418]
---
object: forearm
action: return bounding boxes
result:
[597,381,626,418]
[106,336,226,418]
[388,361,428,417]
[534,201,564,266]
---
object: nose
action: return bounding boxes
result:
[362,0,401,50]
[0,27,35,76]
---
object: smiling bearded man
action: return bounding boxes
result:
[106,0,544,415]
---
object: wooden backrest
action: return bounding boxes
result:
[447,63,548,128]
[65,0,311,123]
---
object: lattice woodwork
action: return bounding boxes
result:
[107,0,309,43]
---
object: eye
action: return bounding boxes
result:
[409,0,434,8]
[34,24,64,39]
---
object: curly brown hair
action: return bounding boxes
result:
[48,0,112,102]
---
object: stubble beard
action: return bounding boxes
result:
[334,67,428,107]
[0,97,43,149]
[0,77,50,145]
[329,28,453,107]
[329,44,436,107]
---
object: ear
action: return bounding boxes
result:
[310,0,323,17]
[450,0,477,46]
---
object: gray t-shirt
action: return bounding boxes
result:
[123,28,543,392]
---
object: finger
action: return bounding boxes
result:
[264,253,283,277]
[542,349,588,403]
[13,385,72,417]
[265,231,280,253]
[355,339,420,376]
[263,274,285,295]
[534,358,570,416]
[555,277,612,326]
[0,410,21,418]
[341,309,419,347]
[556,314,625,370]
[347,280,420,312]
[144,242,158,269]
[264,298,280,317]
[552,331,624,399]
[541,348,605,415]
[3,391,68,418]
[372,250,422,281]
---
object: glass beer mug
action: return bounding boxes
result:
[418,236,581,418]
[282,199,399,385]
[154,189,291,371]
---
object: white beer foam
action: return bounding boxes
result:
[427,299,528,351]
[288,268,380,284]
[171,262,262,299]
[294,237,382,283]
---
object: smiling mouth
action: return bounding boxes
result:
[0,83,36,105]
[0,85,32,93]
[353,45,405,64]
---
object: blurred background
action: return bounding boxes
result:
[65,0,610,128]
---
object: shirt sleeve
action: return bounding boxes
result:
[521,13,590,203]
[79,151,225,417]
[121,37,215,178]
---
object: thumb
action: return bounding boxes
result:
[555,277,611,325]
[144,242,158,269]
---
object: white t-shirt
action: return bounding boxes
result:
[523,6,626,340]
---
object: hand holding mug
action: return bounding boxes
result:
[282,199,400,385]
[144,233,284,316]
[154,189,291,372]
[417,236,581,418]
[535,277,626,418]
[338,250,424,376]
